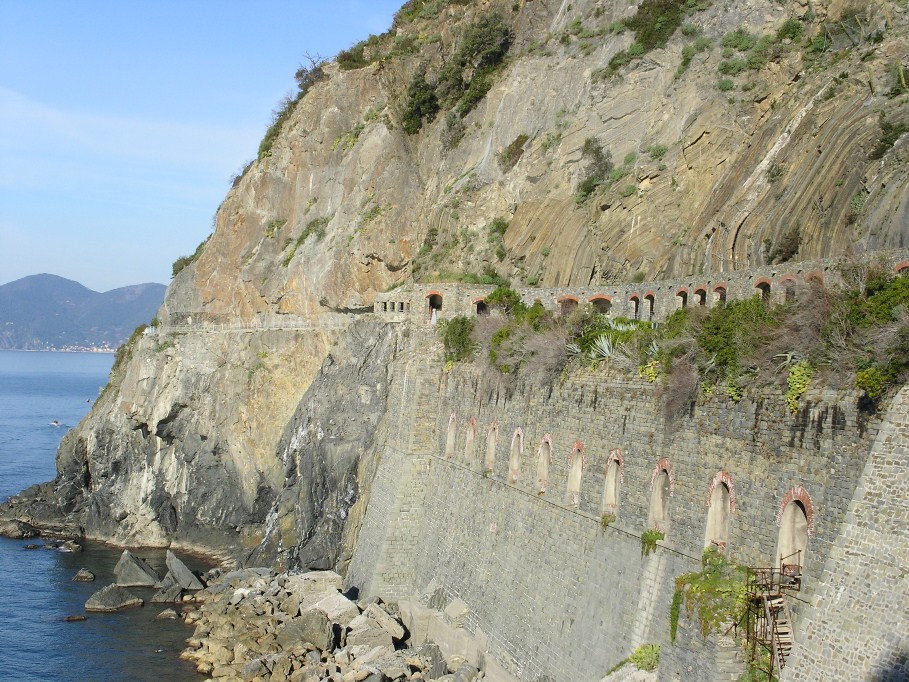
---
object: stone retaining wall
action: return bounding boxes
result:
[347,335,894,681]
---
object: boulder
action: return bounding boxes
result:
[63,615,87,622]
[155,608,179,620]
[283,570,343,596]
[277,610,337,652]
[166,550,204,590]
[364,603,405,641]
[150,582,183,603]
[114,550,160,587]
[85,584,143,612]
[346,615,394,649]
[308,591,359,628]
[0,519,39,539]
[72,568,95,582]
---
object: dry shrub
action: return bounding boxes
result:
[522,327,569,385]
[660,358,699,419]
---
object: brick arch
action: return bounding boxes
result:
[557,295,579,303]
[569,439,586,465]
[895,260,909,274]
[650,457,675,496]
[693,285,707,295]
[754,277,772,288]
[511,427,524,453]
[776,485,815,536]
[629,293,641,301]
[706,470,737,512]
[675,287,689,296]
[472,296,486,303]
[424,290,443,298]
[805,270,824,284]
[778,274,797,285]
[712,282,729,292]
[606,448,625,483]
[588,294,612,303]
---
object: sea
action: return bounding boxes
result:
[0,350,209,682]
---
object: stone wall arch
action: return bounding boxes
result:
[775,485,814,573]
[704,471,736,551]
[536,433,553,494]
[602,448,624,512]
[648,458,674,531]
[463,416,477,464]
[508,427,524,484]
[444,412,457,459]
[484,421,499,474]
[566,441,585,507]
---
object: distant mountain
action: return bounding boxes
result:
[0,274,166,350]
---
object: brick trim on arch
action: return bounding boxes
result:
[778,274,797,285]
[675,287,688,296]
[776,485,815,535]
[425,290,443,298]
[629,293,641,301]
[754,277,772,288]
[472,296,486,303]
[588,294,612,302]
[538,432,553,454]
[511,427,524,454]
[712,282,729,292]
[706,470,737,512]
[606,448,625,483]
[644,291,656,300]
[569,440,586,467]
[693,285,707,295]
[650,457,675,496]
[895,260,909,274]
[805,270,824,283]
[557,295,580,303]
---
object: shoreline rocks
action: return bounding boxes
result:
[180,568,486,681]
[85,584,143,612]
[114,549,161,587]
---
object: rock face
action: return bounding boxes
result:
[2,0,908,573]
[85,584,143,612]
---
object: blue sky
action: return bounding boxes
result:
[0,0,402,292]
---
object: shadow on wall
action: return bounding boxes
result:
[875,651,909,681]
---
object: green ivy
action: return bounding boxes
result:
[786,360,813,412]
[671,548,749,641]
[641,529,665,557]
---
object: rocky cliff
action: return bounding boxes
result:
[4,0,908,569]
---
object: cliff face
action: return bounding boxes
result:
[12,0,908,563]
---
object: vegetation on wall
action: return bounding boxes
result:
[402,12,512,135]
[670,548,749,642]
[172,235,210,278]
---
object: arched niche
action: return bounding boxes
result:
[704,484,731,550]
[676,288,688,309]
[558,296,579,317]
[693,287,707,306]
[776,486,814,577]
[648,458,674,532]
[590,296,612,315]
[484,421,499,474]
[565,441,585,508]
[536,434,553,494]
[463,417,477,464]
[508,427,524,484]
[444,412,457,459]
[602,449,624,512]
[644,293,655,320]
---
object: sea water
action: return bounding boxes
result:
[0,351,205,681]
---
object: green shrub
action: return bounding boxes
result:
[717,79,734,91]
[440,315,477,361]
[498,133,529,171]
[620,184,637,198]
[869,112,909,160]
[485,285,525,314]
[856,364,897,399]
[776,18,803,41]
[721,28,757,52]
[641,529,664,556]
[718,58,747,75]
[672,548,749,641]
[401,73,440,135]
[629,644,660,672]
[576,138,614,203]
[171,235,210,278]
[600,512,617,530]
[786,361,813,412]
[258,93,301,159]
[647,144,668,159]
